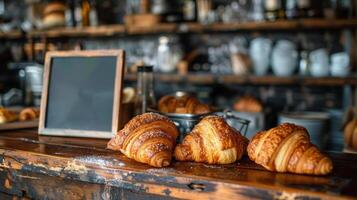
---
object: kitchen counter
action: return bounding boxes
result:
[0,129,356,199]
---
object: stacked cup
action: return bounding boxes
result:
[330,52,350,77]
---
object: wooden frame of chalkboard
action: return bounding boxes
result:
[39,50,125,138]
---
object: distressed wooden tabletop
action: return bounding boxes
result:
[0,129,355,200]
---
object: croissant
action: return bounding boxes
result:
[107,113,179,167]
[19,108,40,121]
[344,119,357,150]
[0,108,18,124]
[247,123,333,175]
[234,96,263,113]
[158,95,211,115]
[174,115,248,164]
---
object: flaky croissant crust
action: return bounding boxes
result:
[19,108,40,121]
[0,108,18,123]
[247,123,333,175]
[158,95,211,114]
[174,115,248,164]
[107,113,179,167]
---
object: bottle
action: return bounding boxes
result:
[285,0,299,19]
[183,0,196,22]
[74,0,82,27]
[265,0,282,21]
[251,0,265,21]
[81,0,90,26]
[65,0,75,27]
[157,36,176,73]
[89,0,98,26]
[134,66,156,115]
[299,51,310,76]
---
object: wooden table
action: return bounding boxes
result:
[0,129,356,200]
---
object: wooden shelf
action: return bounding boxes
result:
[0,30,23,39]
[28,25,126,38]
[126,23,177,35]
[23,19,357,39]
[125,73,216,84]
[125,73,357,86]
[0,19,355,39]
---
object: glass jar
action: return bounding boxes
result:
[134,66,156,115]
[157,36,182,73]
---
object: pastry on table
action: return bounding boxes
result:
[247,123,333,175]
[174,115,249,164]
[344,119,357,150]
[107,113,179,167]
[234,96,263,113]
[0,108,18,124]
[158,94,211,115]
[19,108,40,121]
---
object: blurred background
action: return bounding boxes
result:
[0,0,356,151]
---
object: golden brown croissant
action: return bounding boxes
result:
[247,123,333,175]
[234,96,263,113]
[19,108,40,121]
[344,119,357,150]
[0,108,18,124]
[174,115,248,164]
[158,95,211,115]
[107,113,179,167]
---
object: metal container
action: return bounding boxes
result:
[223,111,265,139]
[278,112,330,150]
[152,109,250,143]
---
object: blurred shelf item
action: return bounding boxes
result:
[125,73,215,84]
[28,25,126,38]
[302,77,357,86]
[23,19,357,39]
[124,73,357,86]
[181,19,357,32]
[0,30,23,39]
[127,23,177,35]
[220,75,299,85]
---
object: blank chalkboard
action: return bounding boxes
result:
[39,50,125,138]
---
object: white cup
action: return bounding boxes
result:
[309,48,329,77]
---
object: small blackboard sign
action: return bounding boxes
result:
[39,50,125,138]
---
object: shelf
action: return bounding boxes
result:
[0,19,355,40]
[28,25,126,38]
[0,30,23,39]
[183,19,357,32]
[125,73,215,84]
[22,19,357,39]
[126,23,177,35]
[124,73,357,86]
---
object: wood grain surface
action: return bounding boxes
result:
[0,129,355,199]
[0,120,38,131]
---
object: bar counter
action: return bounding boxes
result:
[0,129,356,199]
